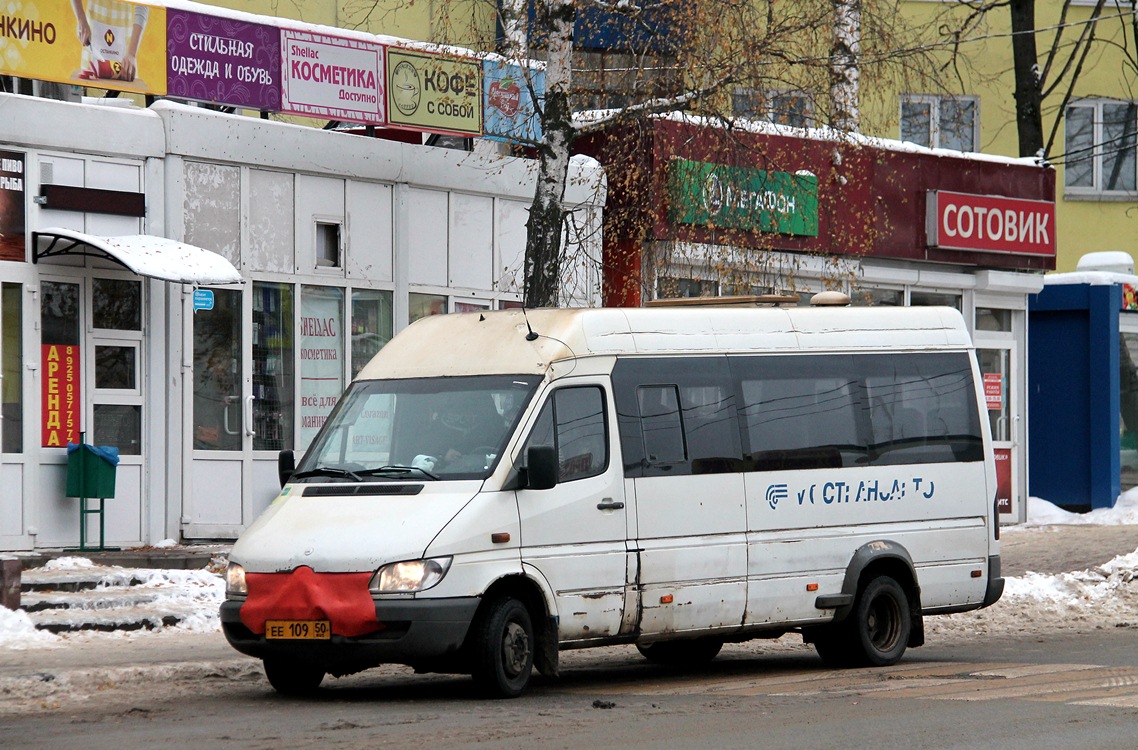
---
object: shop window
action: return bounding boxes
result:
[853,288,904,306]
[92,278,141,331]
[40,281,81,448]
[94,344,137,391]
[409,293,447,324]
[976,307,1012,332]
[1065,101,1137,194]
[299,286,344,450]
[1121,333,1138,491]
[910,290,961,310]
[900,95,977,152]
[351,289,393,378]
[316,222,341,268]
[92,404,141,455]
[656,276,716,299]
[2,283,22,453]
[253,283,295,452]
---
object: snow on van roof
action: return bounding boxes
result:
[357,306,973,380]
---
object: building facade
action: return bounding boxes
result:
[0,94,604,550]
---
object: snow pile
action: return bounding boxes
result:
[1021,489,1138,526]
[0,607,57,647]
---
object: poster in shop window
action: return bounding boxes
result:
[42,344,81,447]
[0,151,24,262]
[299,289,343,450]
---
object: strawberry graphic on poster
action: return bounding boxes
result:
[489,77,521,117]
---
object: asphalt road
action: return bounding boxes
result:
[3,524,1138,748]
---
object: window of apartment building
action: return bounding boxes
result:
[733,88,814,128]
[900,95,977,152]
[571,50,678,110]
[1065,100,1137,194]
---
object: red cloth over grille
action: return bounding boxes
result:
[240,567,381,638]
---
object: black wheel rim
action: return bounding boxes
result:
[501,619,531,679]
[866,591,904,653]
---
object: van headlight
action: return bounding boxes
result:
[369,557,452,593]
[225,562,247,597]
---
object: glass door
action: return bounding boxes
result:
[975,306,1025,521]
[183,287,252,538]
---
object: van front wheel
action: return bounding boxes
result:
[471,597,534,698]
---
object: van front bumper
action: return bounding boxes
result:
[220,596,480,672]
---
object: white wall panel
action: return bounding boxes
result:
[185,161,241,266]
[295,174,345,273]
[407,188,448,286]
[449,193,493,290]
[248,169,295,273]
[496,199,529,296]
[346,181,393,282]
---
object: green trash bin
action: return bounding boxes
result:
[66,442,120,551]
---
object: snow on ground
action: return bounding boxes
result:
[2,494,1138,651]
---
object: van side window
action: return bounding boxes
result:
[731,353,983,470]
[637,385,686,464]
[522,387,608,482]
[613,357,743,477]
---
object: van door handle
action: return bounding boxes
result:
[597,500,624,510]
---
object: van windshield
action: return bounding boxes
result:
[296,375,541,482]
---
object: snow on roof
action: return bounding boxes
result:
[36,228,243,285]
[1043,271,1138,287]
[574,110,1046,169]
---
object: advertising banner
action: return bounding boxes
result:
[0,0,166,94]
[926,190,1056,257]
[669,159,819,236]
[386,48,482,136]
[42,344,81,448]
[0,151,25,262]
[166,9,280,110]
[482,60,543,144]
[299,288,343,450]
[280,29,385,125]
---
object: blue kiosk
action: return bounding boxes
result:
[1028,253,1138,511]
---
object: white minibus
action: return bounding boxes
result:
[221,302,1004,697]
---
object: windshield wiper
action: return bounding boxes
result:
[291,467,363,482]
[357,465,441,481]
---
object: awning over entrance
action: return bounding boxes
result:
[32,228,244,285]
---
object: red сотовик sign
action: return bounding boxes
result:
[926,190,1056,257]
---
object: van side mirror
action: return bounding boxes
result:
[278,449,295,489]
[525,446,558,490]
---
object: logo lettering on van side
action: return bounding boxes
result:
[765,478,935,510]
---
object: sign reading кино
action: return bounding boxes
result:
[668,159,819,236]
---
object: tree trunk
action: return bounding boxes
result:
[830,0,861,132]
[1010,0,1045,157]
[523,0,575,308]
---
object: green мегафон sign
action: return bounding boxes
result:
[668,159,819,236]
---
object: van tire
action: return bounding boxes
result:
[471,597,534,698]
[815,575,910,668]
[636,638,723,665]
[263,658,324,696]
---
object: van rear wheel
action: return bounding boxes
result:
[471,597,534,698]
[815,575,910,668]
[637,638,723,665]
[263,657,324,696]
